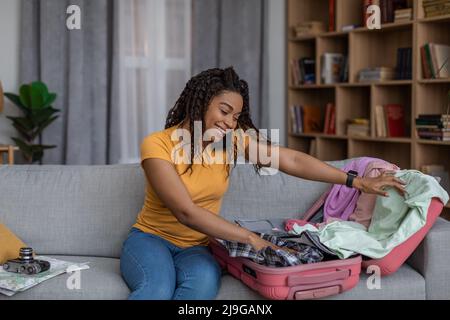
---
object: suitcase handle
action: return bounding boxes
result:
[287,269,350,286]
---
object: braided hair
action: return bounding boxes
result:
[165,67,269,176]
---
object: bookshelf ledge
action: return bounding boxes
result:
[418,14,450,23]
[416,139,450,146]
[349,136,412,143]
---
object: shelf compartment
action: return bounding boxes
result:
[317,35,349,84]
[348,139,411,169]
[414,144,450,182]
[417,20,450,81]
[415,82,450,117]
[417,0,450,21]
[287,136,315,155]
[316,137,348,161]
[288,88,335,135]
[287,0,330,38]
[372,84,412,138]
[288,40,316,86]
[349,27,412,83]
[336,86,371,136]
[335,0,364,31]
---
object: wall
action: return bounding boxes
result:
[0,0,21,144]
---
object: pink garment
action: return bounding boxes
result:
[324,157,381,221]
[349,161,400,228]
[284,219,311,232]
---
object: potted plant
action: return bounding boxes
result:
[3,81,60,163]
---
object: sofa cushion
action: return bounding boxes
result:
[220,159,352,222]
[0,165,145,258]
[0,255,130,300]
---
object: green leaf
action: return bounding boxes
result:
[12,123,33,141]
[31,107,60,125]
[19,84,32,108]
[30,116,59,140]
[6,116,34,130]
[30,82,48,109]
[11,137,33,158]
[41,93,57,109]
[3,93,30,114]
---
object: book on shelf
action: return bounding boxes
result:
[421,164,450,194]
[309,139,317,157]
[329,0,335,32]
[290,58,316,85]
[421,43,450,79]
[323,103,336,135]
[396,47,412,80]
[293,21,326,38]
[422,0,450,18]
[290,105,323,134]
[321,53,346,84]
[341,24,359,32]
[394,8,413,22]
[347,118,370,137]
[375,105,387,137]
[375,104,406,137]
[385,104,406,137]
[303,105,322,133]
[359,67,396,82]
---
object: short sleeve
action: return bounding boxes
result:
[140,133,173,164]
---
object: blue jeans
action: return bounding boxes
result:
[120,227,222,300]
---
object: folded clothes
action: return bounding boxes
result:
[216,234,324,267]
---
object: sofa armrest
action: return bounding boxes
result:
[407,217,450,300]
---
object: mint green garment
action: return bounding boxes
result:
[292,170,449,259]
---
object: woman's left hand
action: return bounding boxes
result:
[354,171,407,197]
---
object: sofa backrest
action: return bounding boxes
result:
[0,159,351,258]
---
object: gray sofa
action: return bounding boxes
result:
[1,159,449,300]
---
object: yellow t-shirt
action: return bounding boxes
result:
[134,124,240,248]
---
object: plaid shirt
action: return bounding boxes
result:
[216,233,324,267]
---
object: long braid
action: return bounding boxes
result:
[165,67,270,176]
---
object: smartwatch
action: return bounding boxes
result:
[346,170,358,188]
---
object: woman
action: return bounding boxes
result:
[120,67,407,300]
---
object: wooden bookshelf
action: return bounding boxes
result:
[286,0,450,216]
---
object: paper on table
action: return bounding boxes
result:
[0,256,89,296]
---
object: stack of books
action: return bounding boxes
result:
[290,58,316,85]
[371,0,412,24]
[422,0,450,18]
[420,43,450,79]
[347,118,370,137]
[394,8,413,22]
[321,53,348,84]
[323,103,336,135]
[416,114,450,141]
[375,104,406,137]
[359,67,396,82]
[396,47,413,80]
[289,105,323,134]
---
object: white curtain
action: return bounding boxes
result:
[117,0,192,164]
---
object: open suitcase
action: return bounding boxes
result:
[209,239,361,300]
[301,189,446,276]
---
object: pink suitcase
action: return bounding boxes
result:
[361,197,444,275]
[302,189,446,276]
[209,239,361,300]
